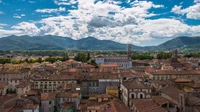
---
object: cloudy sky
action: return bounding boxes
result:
[0,0,200,46]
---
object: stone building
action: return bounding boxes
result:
[121,78,152,106]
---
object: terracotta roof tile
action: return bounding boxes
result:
[122,78,151,89]
[131,99,166,112]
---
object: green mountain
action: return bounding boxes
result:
[1,35,200,51]
[180,44,200,52]
[156,36,200,50]
[0,35,142,50]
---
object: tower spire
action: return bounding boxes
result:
[127,44,132,60]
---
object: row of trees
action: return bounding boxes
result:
[132,54,154,60]
[157,52,173,59]
[0,53,69,64]
[131,52,173,60]
[184,52,200,58]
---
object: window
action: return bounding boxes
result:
[140,94,143,98]
[132,94,134,98]
[49,101,51,104]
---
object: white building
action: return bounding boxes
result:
[94,56,132,69]
[94,44,132,69]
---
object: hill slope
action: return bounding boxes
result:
[156,36,200,50]
[0,35,142,50]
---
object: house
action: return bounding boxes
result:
[33,72,79,92]
[130,99,167,112]
[0,81,8,95]
[99,64,120,71]
[0,69,29,82]
[23,104,40,112]
[81,94,131,112]
[182,82,200,93]
[40,92,57,112]
[146,70,200,80]
[8,78,22,93]
[16,81,32,95]
[121,78,152,106]
[106,86,119,97]
[56,92,80,111]
[151,80,174,93]
[58,102,74,112]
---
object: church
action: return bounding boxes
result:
[94,44,133,69]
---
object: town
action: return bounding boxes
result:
[0,45,200,112]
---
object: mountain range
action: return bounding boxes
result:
[0,35,199,51]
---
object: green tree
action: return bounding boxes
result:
[87,52,90,61]
[62,53,69,61]
[37,57,43,63]
[91,59,98,68]
[157,52,173,59]
[74,52,87,62]
[132,54,154,60]
[0,58,11,64]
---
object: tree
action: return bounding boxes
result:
[62,53,69,61]
[87,52,90,61]
[91,59,98,68]
[37,57,43,63]
[0,58,11,64]
[45,57,62,63]
[132,54,154,60]
[74,52,87,62]
[157,52,172,59]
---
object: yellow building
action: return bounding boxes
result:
[106,86,119,97]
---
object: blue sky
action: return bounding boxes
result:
[0,0,200,46]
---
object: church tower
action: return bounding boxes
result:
[127,44,132,60]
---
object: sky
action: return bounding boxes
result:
[0,0,200,46]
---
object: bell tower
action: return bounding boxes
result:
[127,44,132,60]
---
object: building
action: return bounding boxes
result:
[40,92,57,112]
[56,92,80,111]
[106,86,119,97]
[94,44,132,69]
[33,72,78,92]
[23,104,40,112]
[0,69,29,82]
[16,81,32,95]
[0,81,8,95]
[80,94,131,112]
[130,99,167,112]
[8,78,22,92]
[121,78,152,106]
[146,70,200,80]
[57,102,74,112]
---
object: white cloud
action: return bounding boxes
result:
[13,15,21,19]
[11,22,40,36]
[21,14,25,17]
[0,11,4,15]
[35,7,66,13]
[195,0,200,3]
[172,4,200,20]
[13,14,25,18]
[0,23,7,29]
[0,29,23,38]
[29,1,36,3]
[7,0,200,46]
[54,0,77,5]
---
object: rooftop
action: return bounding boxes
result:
[131,99,166,112]
[122,78,151,89]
